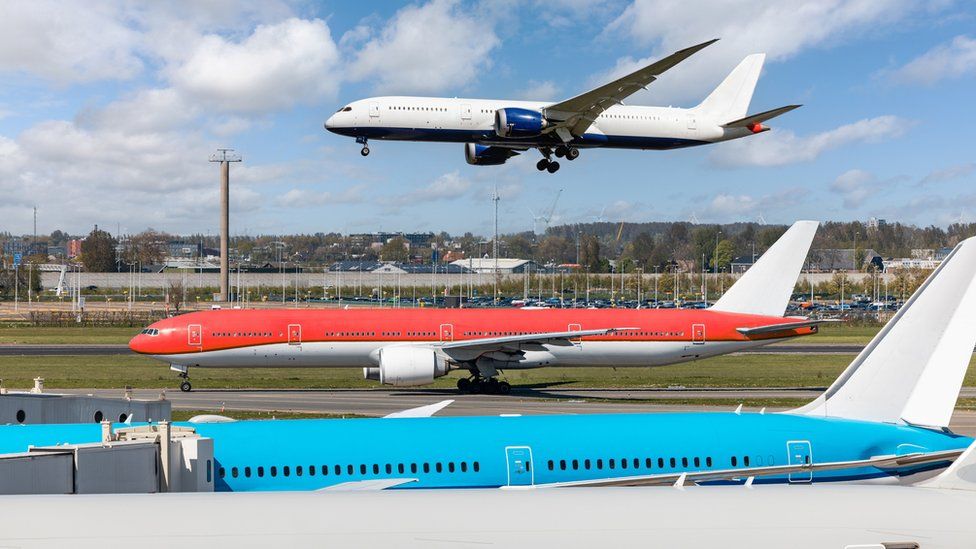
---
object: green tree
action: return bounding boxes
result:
[379,237,409,262]
[712,239,735,272]
[80,226,117,272]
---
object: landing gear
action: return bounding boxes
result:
[536,148,562,173]
[457,375,511,395]
[172,364,192,392]
[356,136,369,156]
[566,147,580,160]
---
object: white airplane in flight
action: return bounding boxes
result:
[324,39,799,173]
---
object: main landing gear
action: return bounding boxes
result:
[357,136,370,156]
[536,146,578,173]
[457,375,512,395]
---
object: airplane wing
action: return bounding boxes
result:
[322,478,418,491]
[736,319,827,338]
[384,400,454,418]
[437,327,640,352]
[542,448,964,488]
[721,104,802,129]
[542,39,718,140]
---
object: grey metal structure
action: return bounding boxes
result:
[209,148,242,302]
[0,379,170,424]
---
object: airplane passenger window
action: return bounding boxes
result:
[296,465,303,476]
[423,463,430,473]
[271,466,277,477]
[694,457,700,467]
[706,457,712,467]
[682,458,688,467]
[435,463,443,473]
[373,464,380,474]
[548,460,554,470]
[360,464,367,475]
[658,458,664,468]
[335,465,341,475]
[572,460,578,470]
[448,463,455,473]
[309,465,316,476]
[231,467,238,478]
[472,461,480,472]
[559,460,566,470]
[645,458,653,468]
[633,458,639,469]
[669,458,676,468]
[609,459,615,470]
[411,464,417,474]
[257,466,264,477]
[348,465,354,475]
[731,457,737,467]
[386,464,392,474]
[596,459,603,470]
[244,467,251,478]
[744,456,750,467]
[460,462,467,472]
[283,466,290,477]
[620,458,627,470]
[219,467,225,478]
[584,459,591,470]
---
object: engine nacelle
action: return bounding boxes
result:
[464,143,516,166]
[494,108,547,138]
[365,347,450,387]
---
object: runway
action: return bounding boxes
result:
[58,387,976,437]
[0,343,866,356]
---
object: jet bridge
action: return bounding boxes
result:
[0,421,213,495]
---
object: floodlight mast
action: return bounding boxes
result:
[209,148,242,303]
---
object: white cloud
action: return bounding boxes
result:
[168,18,341,112]
[919,162,976,185]
[829,169,879,209]
[517,80,561,101]
[888,35,976,85]
[274,185,368,208]
[597,0,918,105]
[0,1,143,84]
[394,171,472,204]
[710,115,908,167]
[702,188,807,219]
[348,0,501,94]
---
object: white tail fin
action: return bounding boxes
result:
[794,237,976,429]
[921,440,976,491]
[696,53,765,121]
[710,220,818,317]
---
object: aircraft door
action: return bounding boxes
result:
[439,324,454,343]
[461,104,472,120]
[692,323,705,345]
[505,446,534,486]
[288,324,302,345]
[686,114,696,130]
[568,323,582,347]
[369,103,380,119]
[787,440,813,483]
[188,324,202,347]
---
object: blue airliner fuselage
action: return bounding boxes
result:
[0,413,968,491]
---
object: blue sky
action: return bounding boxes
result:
[0,0,974,238]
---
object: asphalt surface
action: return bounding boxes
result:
[0,344,866,356]
[55,387,976,437]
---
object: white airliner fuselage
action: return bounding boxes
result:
[324,42,798,171]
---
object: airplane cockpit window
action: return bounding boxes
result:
[140,329,160,336]
[335,106,353,113]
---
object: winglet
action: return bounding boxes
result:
[711,220,819,317]
[792,236,976,428]
[384,400,454,419]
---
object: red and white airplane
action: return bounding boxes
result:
[130,221,820,393]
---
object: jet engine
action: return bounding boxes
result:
[494,108,548,138]
[464,143,518,166]
[364,347,450,387]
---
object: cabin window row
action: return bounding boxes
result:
[212,332,273,338]
[389,106,447,112]
[218,460,481,480]
[546,456,713,472]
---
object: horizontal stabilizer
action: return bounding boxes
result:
[384,400,454,418]
[922,440,976,491]
[793,236,976,427]
[722,105,801,128]
[711,220,818,317]
[736,318,826,337]
[543,448,963,488]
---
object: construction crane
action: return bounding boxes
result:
[529,189,563,235]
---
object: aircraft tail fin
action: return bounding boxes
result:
[695,53,765,121]
[921,440,976,491]
[792,236,976,429]
[710,220,818,317]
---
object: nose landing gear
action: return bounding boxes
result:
[356,136,370,156]
[171,364,192,392]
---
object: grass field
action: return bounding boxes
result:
[2,352,975,391]
[0,323,884,346]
